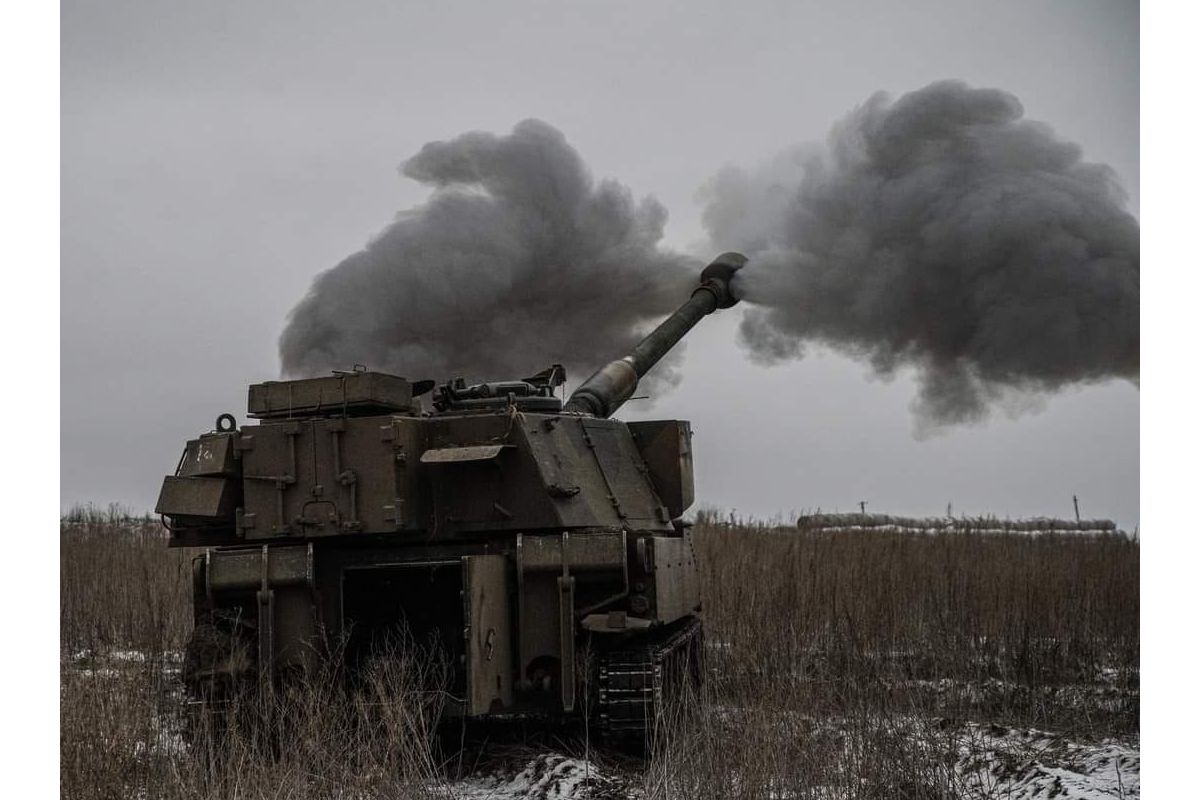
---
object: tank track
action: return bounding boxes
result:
[596,616,703,739]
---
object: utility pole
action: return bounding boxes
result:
[1073,495,1081,523]
[859,500,867,515]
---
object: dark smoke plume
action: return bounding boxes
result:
[280,119,694,391]
[703,80,1139,431]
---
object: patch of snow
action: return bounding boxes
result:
[901,676,1138,714]
[956,724,1139,799]
[441,753,634,800]
[75,667,124,678]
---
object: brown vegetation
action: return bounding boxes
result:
[60,505,1138,798]
[647,512,1139,798]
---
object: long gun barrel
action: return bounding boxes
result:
[565,252,746,418]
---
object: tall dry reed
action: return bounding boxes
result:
[60,507,1138,799]
[637,515,1139,799]
[60,508,448,800]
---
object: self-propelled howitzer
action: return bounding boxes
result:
[156,252,745,738]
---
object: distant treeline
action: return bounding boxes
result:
[795,512,1122,535]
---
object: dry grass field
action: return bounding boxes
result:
[60,506,1139,799]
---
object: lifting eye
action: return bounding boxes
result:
[216,413,237,433]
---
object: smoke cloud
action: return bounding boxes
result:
[280,119,695,391]
[703,80,1139,431]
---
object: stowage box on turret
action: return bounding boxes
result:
[157,253,746,737]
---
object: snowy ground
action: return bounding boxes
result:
[435,726,1139,800]
[955,723,1138,800]
[65,649,1139,799]
[442,754,633,800]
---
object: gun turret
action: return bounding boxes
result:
[564,252,746,418]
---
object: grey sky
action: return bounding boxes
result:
[61,0,1138,529]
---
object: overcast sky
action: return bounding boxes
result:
[61,0,1138,529]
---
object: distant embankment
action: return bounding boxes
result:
[797,513,1121,535]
